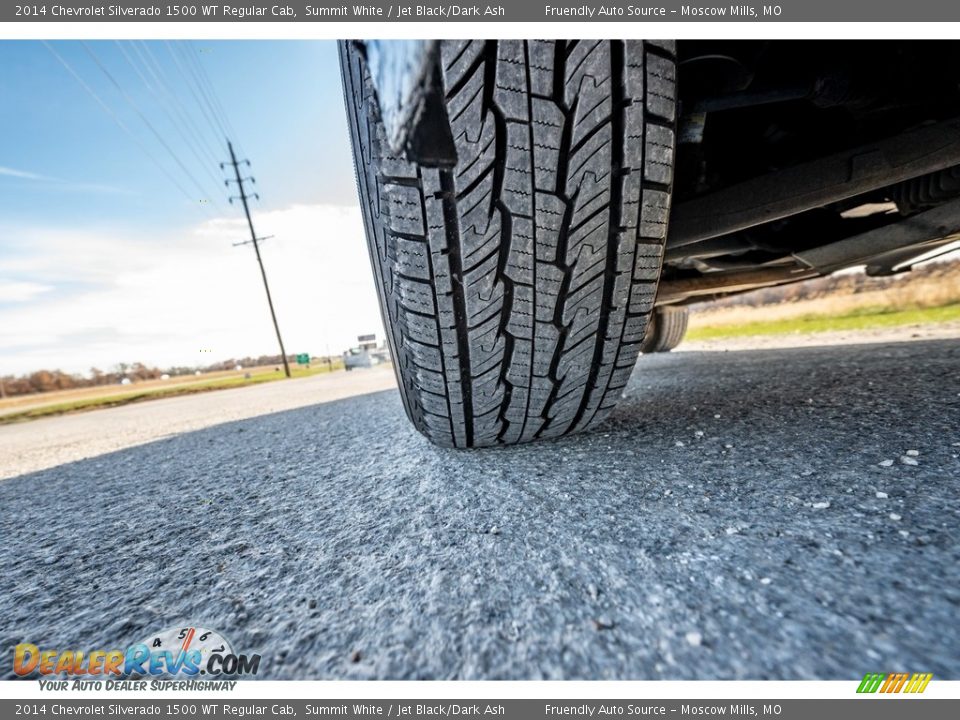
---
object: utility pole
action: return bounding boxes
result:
[223,140,291,378]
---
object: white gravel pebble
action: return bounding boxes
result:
[760,577,772,585]
[694,430,705,438]
[900,456,919,466]
[878,459,894,467]
[876,491,889,499]
[812,501,831,509]
[889,513,902,521]
[906,449,920,457]
[899,530,910,538]
[675,441,685,447]
[685,631,703,647]
[725,527,739,535]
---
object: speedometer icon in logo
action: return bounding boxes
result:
[136,626,233,676]
[127,625,261,677]
[147,626,233,658]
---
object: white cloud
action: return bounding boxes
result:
[0,203,385,375]
[0,165,130,195]
[0,166,51,181]
[0,281,52,303]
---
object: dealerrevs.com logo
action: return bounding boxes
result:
[13,627,261,679]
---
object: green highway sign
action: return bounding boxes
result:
[296,353,310,364]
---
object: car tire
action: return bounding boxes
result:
[639,306,689,353]
[340,40,677,447]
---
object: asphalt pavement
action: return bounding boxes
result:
[1,338,958,680]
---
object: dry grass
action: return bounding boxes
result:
[690,260,960,329]
[0,366,265,412]
[0,362,344,422]
[686,303,960,341]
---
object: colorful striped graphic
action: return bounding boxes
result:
[857,672,933,694]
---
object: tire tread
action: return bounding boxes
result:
[341,40,676,447]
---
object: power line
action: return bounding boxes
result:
[165,41,229,154]
[160,42,226,162]
[115,40,227,211]
[184,45,232,133]
[42,41,208,216]
[134,41,224,169]
[223,141,291,379]
[157,41,251,193]
[178,42,231,141]
[81,41,218,214]
[119,41,220,169]
[183,43,246,157]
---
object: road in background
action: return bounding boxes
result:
[1,338,957,679]
[0,366,396,480]
[0,364,344,419]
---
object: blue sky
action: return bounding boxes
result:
[0,40,355,226]
[0,40,383,375]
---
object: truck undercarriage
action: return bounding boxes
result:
[663,41,960,305]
